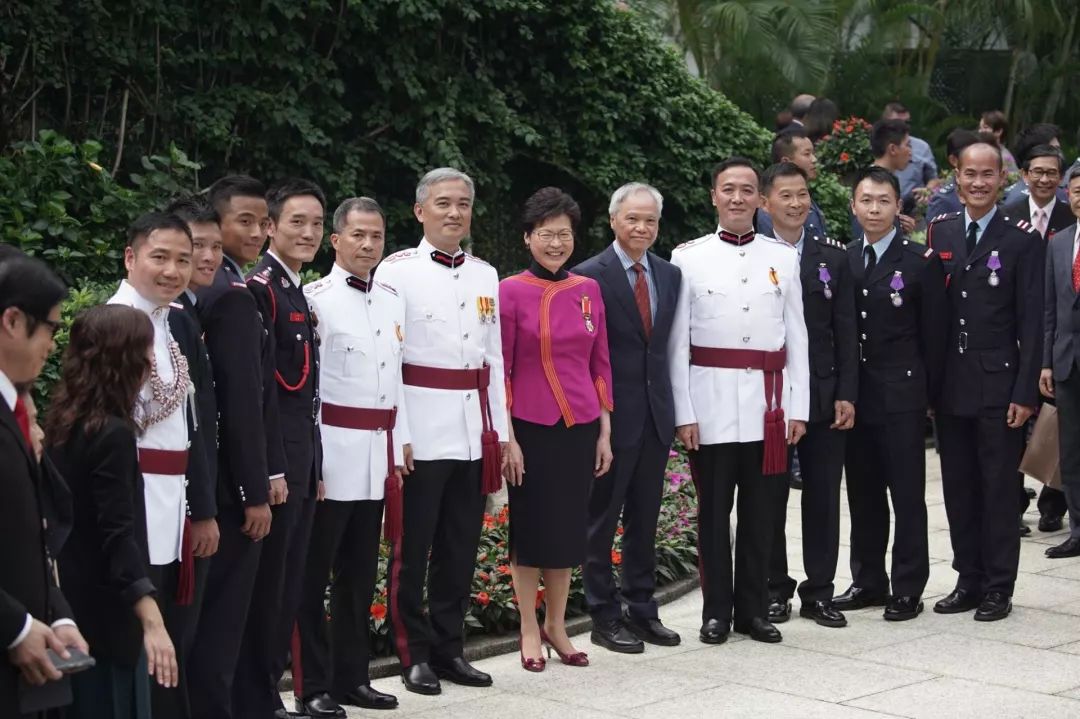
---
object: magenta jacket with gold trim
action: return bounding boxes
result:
[499,265,614,426]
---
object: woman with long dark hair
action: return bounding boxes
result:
[46,304,177,719]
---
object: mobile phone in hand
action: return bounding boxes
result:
[47,647,95,674]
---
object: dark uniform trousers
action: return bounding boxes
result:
[388,459,485,667]
[844,412,930,596]
[584,408,669,622]
[1054,366,1080,537]
[150,558,211,718]
[690,441,786,625]
[769,420,845,602]
[296,499,384,698]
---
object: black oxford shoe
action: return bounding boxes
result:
[337,683,398,710]
[1020,518,1032,537]
[624,613,681,646]
[735,617,782,643]
[933,588,982,614]
[1045,537,1080,559]
[297,692,346,718]
[698,618,729,645]
[591,618,645,653]
[799,600,847,628]
[974,592,1012,622]
[1039,515,1064,533]
[430,656,492,687]
[401,662,441,695]
[768,597,791,624]
[832,585,888,611]
[884,595,923,621]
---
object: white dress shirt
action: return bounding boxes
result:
[109,280,190,565]
[305,264,410,501]
[375,238,509,461]
[668,232,810,444]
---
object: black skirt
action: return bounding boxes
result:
[508,417,599,568]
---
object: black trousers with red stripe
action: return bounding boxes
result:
[295,498,384,699]
[690,441,786,628]
[387,459,485,668]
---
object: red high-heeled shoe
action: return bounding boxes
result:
[540,628,589,667]
[519,637,546,672]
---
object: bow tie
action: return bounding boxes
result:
[345,275,370,293]
[430,249,466,268]
[718,229,756,246]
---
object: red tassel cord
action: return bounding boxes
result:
[175,516,194,606]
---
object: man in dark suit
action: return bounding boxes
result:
[928,141,1044,622]
[833,167,947,622]
[241,179,323,719]
[1004,145,1073,533]
[1038,166,1080,558]
[189,176,275,719]
[573,182,682,653]
[0,255,86,717]
[760,163,857,628]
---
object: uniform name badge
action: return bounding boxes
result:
[890,271,905,307]
[581,295,595,333]
[768,267,781,295]
[476,296,496,324]
[987,251,1001,287]
[818,263,832,300]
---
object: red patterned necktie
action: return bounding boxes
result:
[13,396,32,448]
[632,262,652,339]
[1072,244,1080,293]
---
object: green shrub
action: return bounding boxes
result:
[35,279,118,404]
[810,172,854,244]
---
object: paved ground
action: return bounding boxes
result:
[287,449,1080,718]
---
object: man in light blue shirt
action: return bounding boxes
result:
[882,103,938,204]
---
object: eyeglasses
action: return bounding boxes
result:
[1028,168,1061,180]
[532,230,574,243]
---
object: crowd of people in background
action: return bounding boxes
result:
[3,91,1079,719]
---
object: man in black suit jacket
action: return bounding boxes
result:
[189,176,275,719]
[928,142,1045,622]
[573,182,682,653]
[0,255,85,717]
[1004,145,1073,532]
[759,164,858,628]
[239,179,323,719]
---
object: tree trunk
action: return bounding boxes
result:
[1041,6,1078,123]
[1003,47,1020,121]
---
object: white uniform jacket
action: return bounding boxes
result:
[109,280,190,565]
[668,232,810,445]
[305,264,410,501]
[375,238,509,461]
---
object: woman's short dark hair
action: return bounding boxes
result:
[45,304,154,446]
[521,187,581,235]
[981,110,1008,136]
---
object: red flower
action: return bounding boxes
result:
[476,591,490,606]
[478,552,488,562]
[845,123,855,133]
[840,152,850,163]
[483,513,495,529]
[832,120,842,130]
[497,564,512,576]
[498,506,510,524]
[370,603,387,620]
[478,571,491,582]
[611,549,622,565]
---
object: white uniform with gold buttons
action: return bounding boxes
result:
[375,238,509,459]
[668,231,810,444]
[304,264,409,501]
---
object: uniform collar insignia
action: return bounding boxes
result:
[345,275,370,293]
[718,229,756,246]
[430,249,466,268]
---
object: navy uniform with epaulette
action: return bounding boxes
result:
[926,180,963,220]
[236,251,322,718]
[189,254,274,719]
[927,208,1044,608]
[838,231,947,610]
[767,232,857,612]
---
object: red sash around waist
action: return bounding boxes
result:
[689,345,788,475]
[137,448,189,476]
[136,447,194,606]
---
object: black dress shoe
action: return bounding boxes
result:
[277,710,299,719]
[401,662,441,695]
[1020,518,1032,537]
[884,595,923,621]
[297,692,346,718]
[832,585,888,611]
[698,618,729,645]
[789,470,803,490]
[799,600,847,628]
[974,591,1012,622]
[430,656,492,687]
[624,613,681,646]
[1046,537,1080,558]
[734,617,782,643]
[591,618,645,653]
[767,597,791,624]
[1039,515,1065,532]
[337,683,398,710]
[933,588,982,614]
[1025,486,1038,500]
